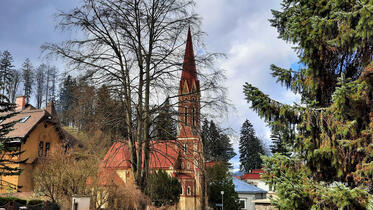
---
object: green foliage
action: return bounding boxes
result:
[243,0,373,208]
[239,119,264,172]
[154,98,177,140]
[201,119,236,163]
[0,87,25,178]
[269,130,291,156]
[145,170,181,207]
[206,163,240,210]
[21,58,34,104]
[262,154,370,209]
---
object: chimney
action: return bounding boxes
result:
[15,96,26,111]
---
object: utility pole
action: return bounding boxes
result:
[221,191,224,210]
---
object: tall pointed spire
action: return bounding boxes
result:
[180,27,198,92]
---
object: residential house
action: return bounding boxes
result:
[233,177,266,210]
[0,96,76,193]
[240,169,271,192]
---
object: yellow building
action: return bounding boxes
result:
[0,96,76,193]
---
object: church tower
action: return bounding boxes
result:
[178,27,201,139]
[176,28,204,210]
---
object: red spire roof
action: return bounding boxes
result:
[180,27,198,91]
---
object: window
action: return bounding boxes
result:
[45,142,50,157]
[187,186,191,195]
[184,107,188,125]
[38,141,44,157]
[239,199,246,209]
[192,108,195,126]
[184,143,188,153]
[187,162,190,169]
[20,116,30,123]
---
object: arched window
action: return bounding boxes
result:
[192,108,195,126]
[184,107,188,125]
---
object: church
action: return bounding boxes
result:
[102,28,204,210]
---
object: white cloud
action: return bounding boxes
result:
[197,0,299,170]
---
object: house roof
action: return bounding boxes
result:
[103,140,181,170]
[1,100,78,146]
[241,173,261,180]
[233,177,267,194]
[3,109,49,139]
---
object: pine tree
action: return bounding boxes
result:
[243,0,373,208]
[8,69,21,103]
[0,51,15,97]
[269,130,290,156]
[58,75,76,125]
[239,119,264,172]
[48,66,57,102]
[145,170,181,207]
[0,82,24,178]
[154,98,177,140]
[201,119,236,163]
[35,64,46,109]
[21,59,34,104]
[206,163,240,210]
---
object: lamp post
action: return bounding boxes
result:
[221,191,224,210]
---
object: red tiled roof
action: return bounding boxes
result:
[241,173,261,180]
[103,140,181,170]
[205,161,216,168]
[251,169,264,174]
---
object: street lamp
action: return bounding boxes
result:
[221,191,224,210]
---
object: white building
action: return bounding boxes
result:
[233,177,267,210]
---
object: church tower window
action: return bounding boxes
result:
[192,108,195,126]
[184,107,188,125]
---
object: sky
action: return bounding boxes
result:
[0,0,300,172]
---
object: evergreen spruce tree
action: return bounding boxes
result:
[145,170,181,207]
[21,58,34,104]
[8,69,21,103]
[0,83,24,178]
[239,119,264,172]
[154,98,177,140]
[58,75,76,125]
[206,163,240,210]
[269,130,290,156]
[0,51,15,97]
[243,0,373,208]
[201,119,236,163]
[35,64,46,109]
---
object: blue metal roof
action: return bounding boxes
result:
[233,177,267,194]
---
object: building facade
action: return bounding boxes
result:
[0,96,75,193]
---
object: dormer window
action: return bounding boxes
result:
[20,116,30,123]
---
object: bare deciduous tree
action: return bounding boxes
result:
[43,1,227,209]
